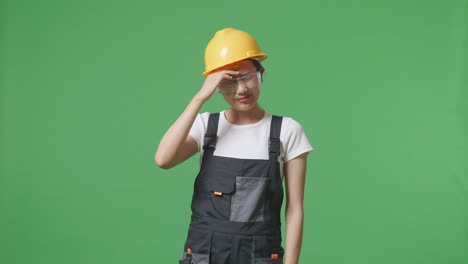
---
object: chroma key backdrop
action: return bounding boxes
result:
[1,0,467,263]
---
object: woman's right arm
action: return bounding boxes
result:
[154,70,239,169]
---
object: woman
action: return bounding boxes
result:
[155,27,313,264]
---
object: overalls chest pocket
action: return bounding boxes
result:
[206,176,236,221]
[206,174,271,223]
[230,176,270,222]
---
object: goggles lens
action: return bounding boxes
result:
[219,71,260,93]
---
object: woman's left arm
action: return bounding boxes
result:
[284,152,309,264]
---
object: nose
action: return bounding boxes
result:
[236,81,249,94]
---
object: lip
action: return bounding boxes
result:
[236,96,250,103]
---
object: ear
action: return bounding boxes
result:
[257,71,263,83]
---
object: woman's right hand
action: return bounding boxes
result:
[155,69,240,169]
[195,70,240,102]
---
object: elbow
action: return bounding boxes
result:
[285,206,304,225]
[286,204,304,217]
[154,153,173,170]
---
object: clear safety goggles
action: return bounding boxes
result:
[218,71,261,94]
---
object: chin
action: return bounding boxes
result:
[230,102,257,112]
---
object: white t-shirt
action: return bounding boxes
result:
[188,110,314,178]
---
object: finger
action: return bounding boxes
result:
[223,70,240,76]
[222,74,234,80]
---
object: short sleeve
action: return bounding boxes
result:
[188,112,208,152]
[281,118,314,162]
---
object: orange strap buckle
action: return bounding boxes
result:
[213,191,223,196]
[271,253,278,259]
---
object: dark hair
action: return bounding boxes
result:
[250,59,265,81]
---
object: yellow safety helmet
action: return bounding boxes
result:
[203,28,268,76]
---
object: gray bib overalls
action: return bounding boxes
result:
[179,113,285,264]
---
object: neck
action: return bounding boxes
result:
[225,105,265,125]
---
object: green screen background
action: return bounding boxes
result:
[1,0,467,263]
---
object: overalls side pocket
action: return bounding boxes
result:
[180,228,212,264]
[253,257,283,264]
[179,252,210,264]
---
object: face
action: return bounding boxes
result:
[217,60,261,112]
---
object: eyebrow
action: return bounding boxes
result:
[239,71,254,76]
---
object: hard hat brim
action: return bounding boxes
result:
[202,54,268,77]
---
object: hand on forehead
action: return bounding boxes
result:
[218,60,257,74]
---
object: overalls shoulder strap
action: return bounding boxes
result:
[269,115,283,160]
[203,112,220,151]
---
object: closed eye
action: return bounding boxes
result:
[238,72,255,80]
